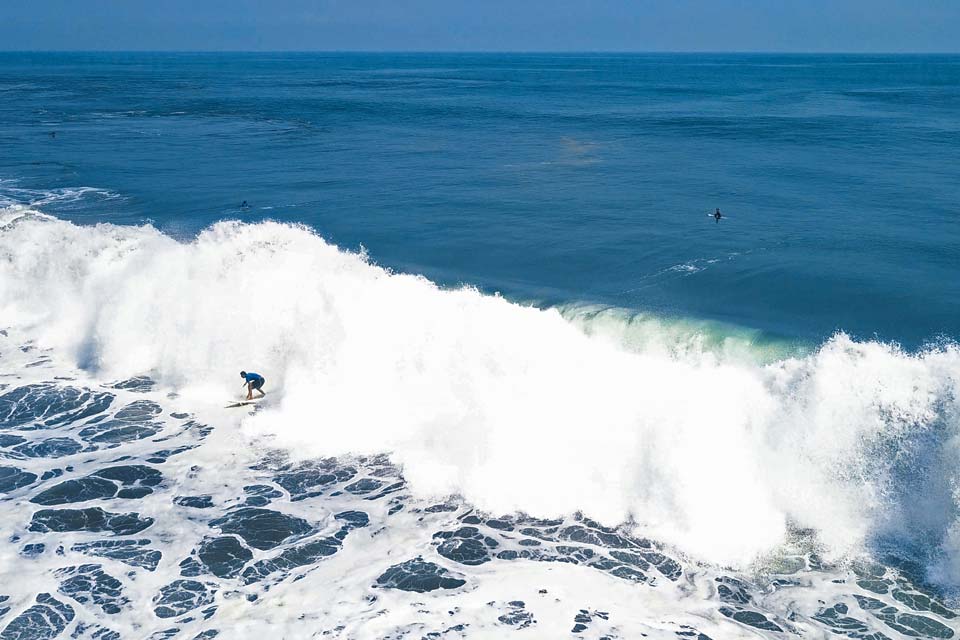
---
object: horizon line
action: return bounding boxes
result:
[1,49,959,56]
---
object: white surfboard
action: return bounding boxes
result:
[225,399,260,408]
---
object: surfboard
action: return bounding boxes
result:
[225,399,260,408]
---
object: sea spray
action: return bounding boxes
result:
[2,208,959,576]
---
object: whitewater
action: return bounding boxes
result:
[3,205,960,638]
[3,204,959,571]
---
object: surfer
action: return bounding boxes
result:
[240,200,250,209]
[713,208,722,223]
[240,371,266,400]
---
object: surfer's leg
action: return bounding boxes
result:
[255,380,266,397]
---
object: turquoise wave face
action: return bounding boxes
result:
[552,302,810,365]
[1,52,959,346]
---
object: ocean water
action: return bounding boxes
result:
[0,52,959,639]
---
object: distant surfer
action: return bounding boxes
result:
[240,200,250,209]
[713,208,723,223]
[240,371,265,400]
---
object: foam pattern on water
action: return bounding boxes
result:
[0,334,958,639]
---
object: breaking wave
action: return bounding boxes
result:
[2,206,959,579]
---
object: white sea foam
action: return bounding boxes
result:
[2,208,959,577]
[0,182,121,210]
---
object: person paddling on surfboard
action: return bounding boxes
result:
[713,208,723,223]
[240,371,266,400]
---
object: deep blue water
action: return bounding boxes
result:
[1,52,958,347]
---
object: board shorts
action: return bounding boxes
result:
[251,378,265,391]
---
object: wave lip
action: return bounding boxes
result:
[553,302,805,365]
[1,208,959,580]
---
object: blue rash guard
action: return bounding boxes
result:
[243,372,265,389]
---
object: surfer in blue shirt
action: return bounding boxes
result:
[240,371,266,400]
